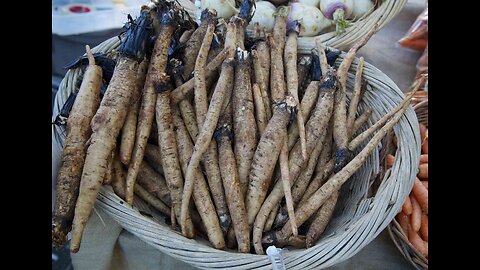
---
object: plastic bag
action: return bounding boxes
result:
[398,6,428,50]
[416,45,428,73]
[413,45,428,91]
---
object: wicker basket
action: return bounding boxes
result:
[52,37,421,269]
[175,0,408,53]
[411,93,427,128]
[387,92,428,270]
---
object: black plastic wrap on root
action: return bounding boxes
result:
[63,53,116,84]
[238,0,255,21]
[309,48,341,80]
[119,7,154,61]
[150,1,197,62]
[237,0,257,51]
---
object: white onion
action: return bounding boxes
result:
[347,0,375,20]
[201,0,238,19]
[293,0,321,8]
[320,0,352,19]
[248,1,276,32]
[288,2,333,37]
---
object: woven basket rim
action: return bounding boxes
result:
[387,219,428,270]
[52,35,421,270]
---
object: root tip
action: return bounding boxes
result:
[70,245,80,253]
[85,45,95,65]
[306,239,313,248]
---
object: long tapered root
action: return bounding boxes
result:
[349,90,417,151]
[85,45,95,65]
[305,190,340,247]
[279,139,297,236]
[346,57,365,137]
[246,98,296,226]
[70,55,141,253]
[275,93,416,243]
[53,44,102,249]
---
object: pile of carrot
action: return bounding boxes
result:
[389,122,428,258]
[52,0,419,255]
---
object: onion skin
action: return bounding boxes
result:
[322,2,347,19]
[294,0,321,7]
[249,1,276,32]
[201,0,237,19]
[347,0,375,19]
[319,0,353,34]
[287,3,332,37]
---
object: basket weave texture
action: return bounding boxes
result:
[387,93,428,270]
[175,0,408,53]
[52,37,421,269]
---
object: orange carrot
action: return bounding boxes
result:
[419,123,427,143]
[419,154,428,164]
[420,214,428,242]
[410,195,422,232]
[421,180,428,189]
[402,195,413,215]
[386,154,395,167]
[396,212,409,236]
[407,223,428,257]
[421,138,428,154]
[418,163,428,179]
[412,177,428,214]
